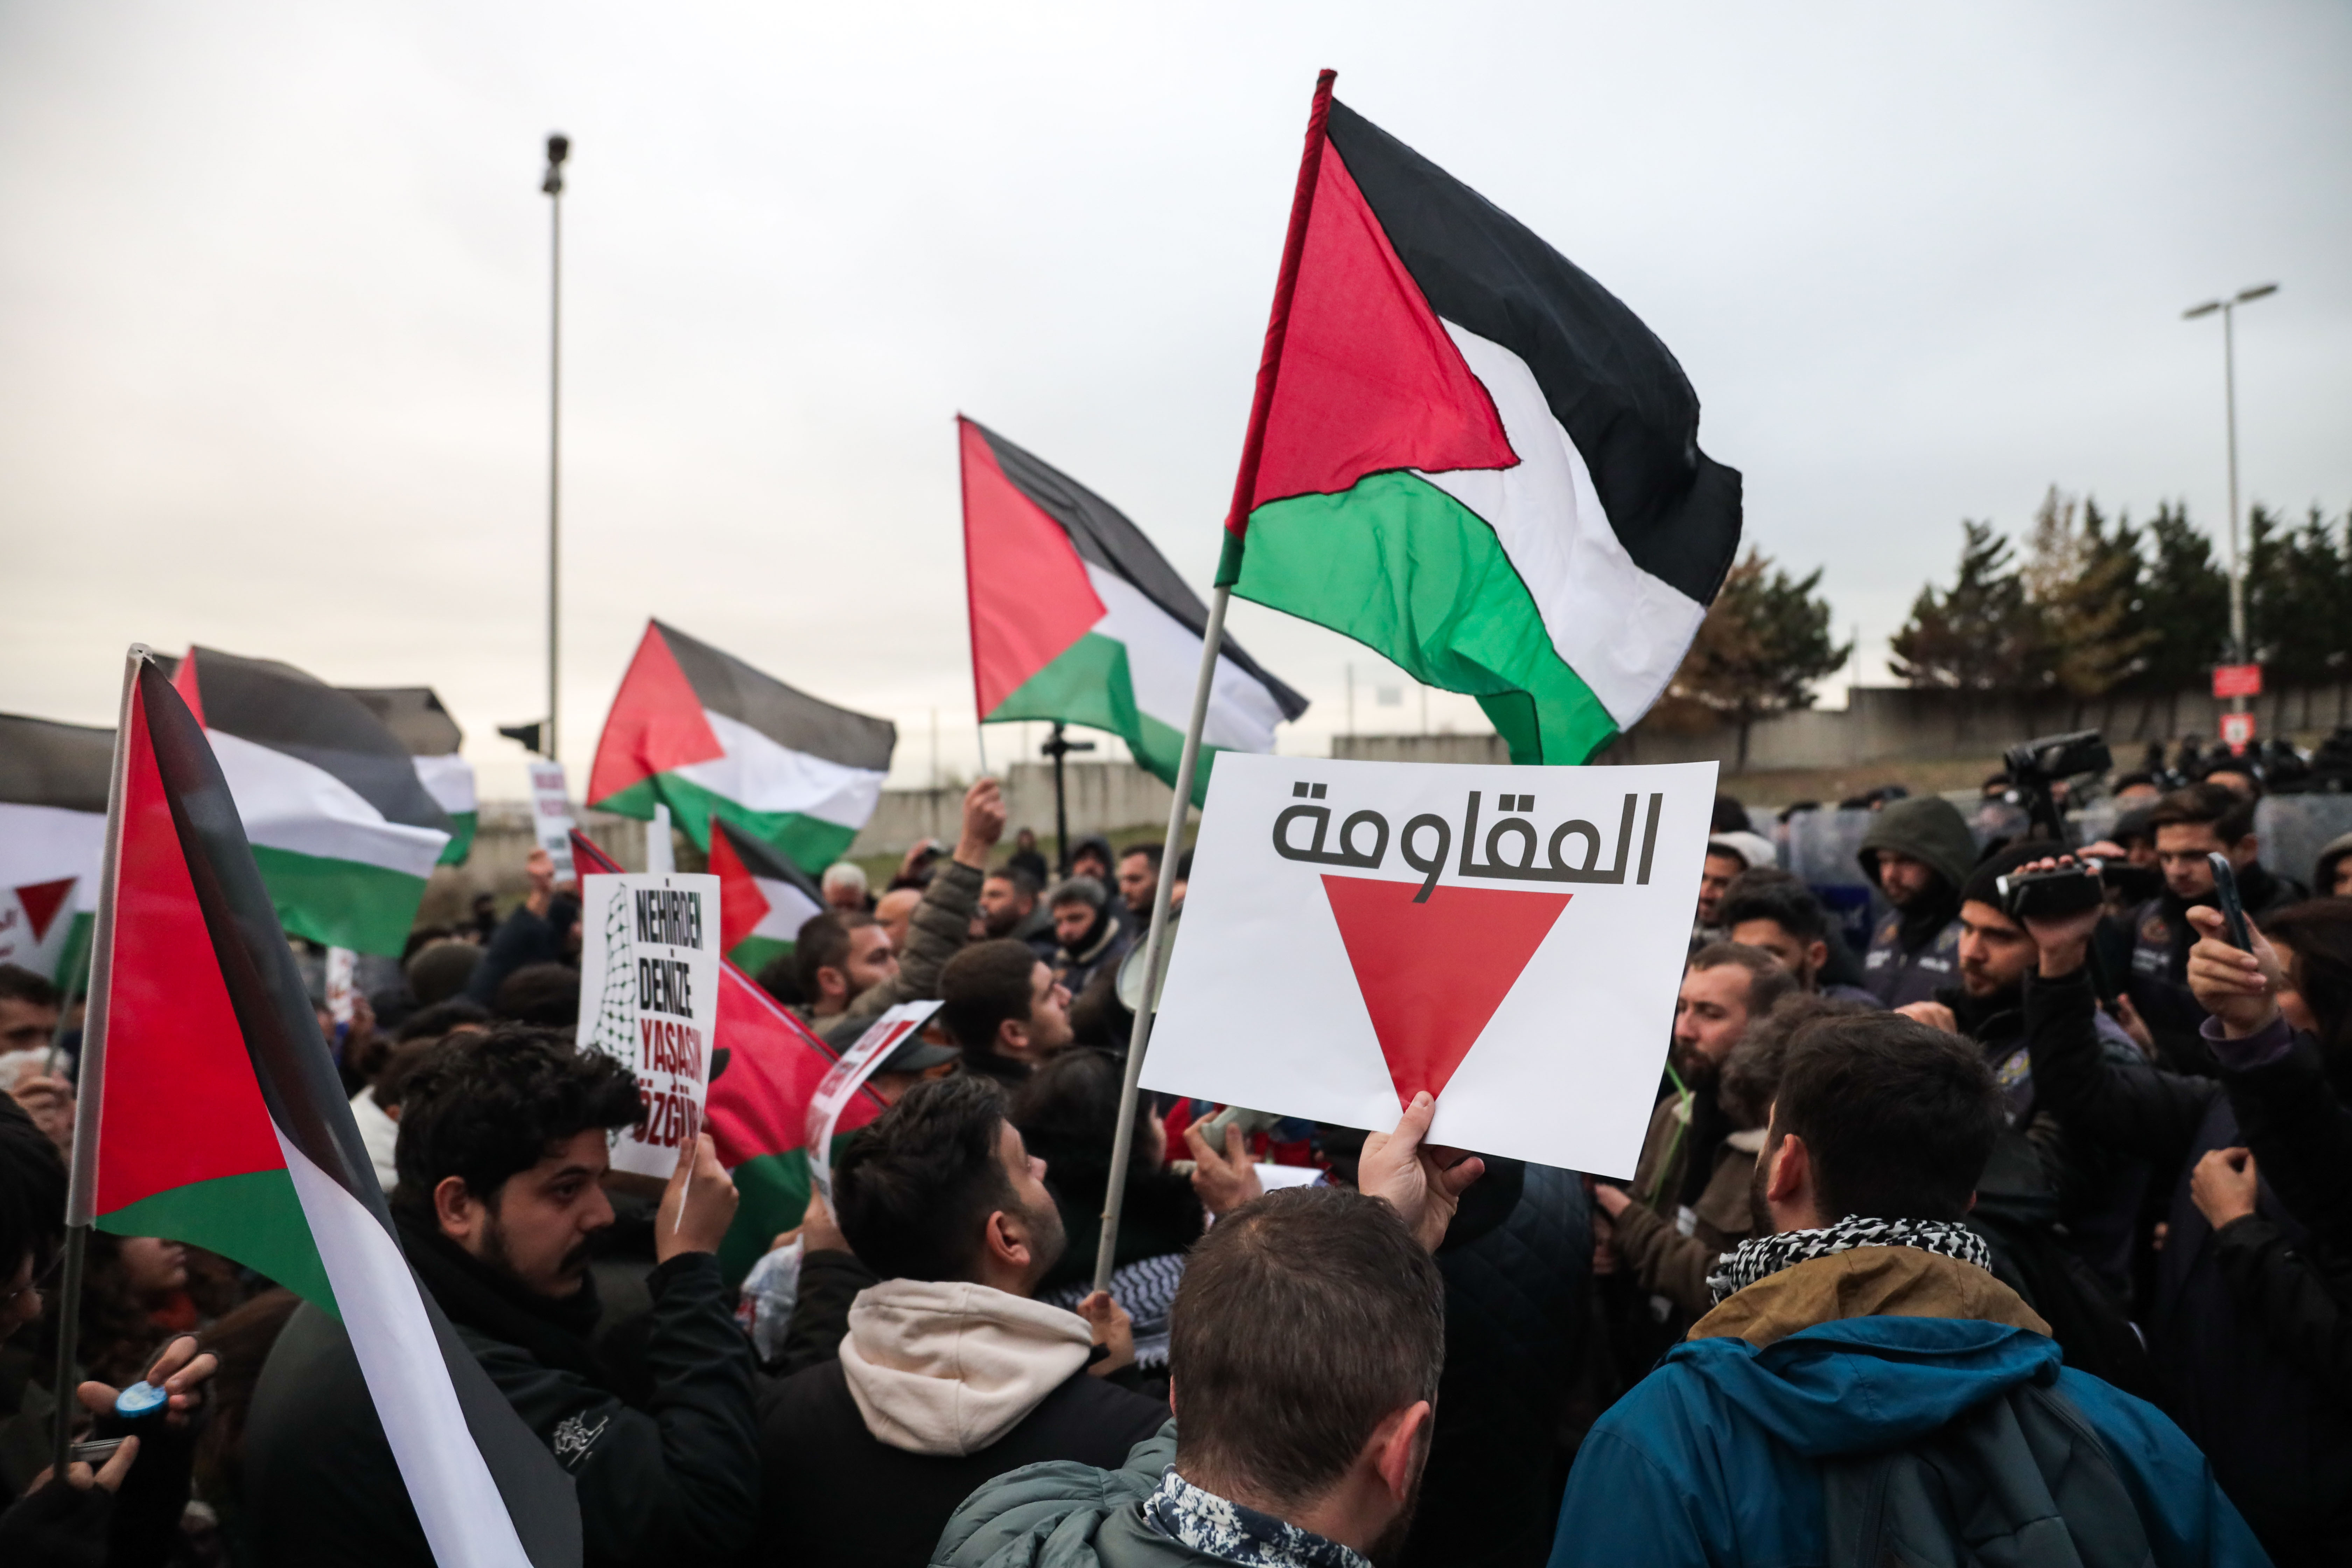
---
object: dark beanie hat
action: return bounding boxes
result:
[1960,842,2061,910]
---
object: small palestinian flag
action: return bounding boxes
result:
[172,649,451,954]
[1220,75,1742,763]
[343,686,478,866]
[708,818,824,977]
[77,653,577,1567]
[962,418,1307,803]
[572,830,877,1284]
[589,621,895,874]
[0,713,110,986]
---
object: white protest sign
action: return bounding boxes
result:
[1144,754,1718,1180]
[528,761,578,881]
[805,1000,943,1207]
[578,872,722,1177]
[324,947,357,1027]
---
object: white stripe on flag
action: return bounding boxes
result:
[671,710,886,831]
[413,754,478,816]
[750,875,822,943]
[1418,323,1709,729]
[207,730,448,878]
[1081,567,1287,753]
[273,1130,537,1568]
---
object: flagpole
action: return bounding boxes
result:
[1094,68,1337,1294]
[52,645,145,1479]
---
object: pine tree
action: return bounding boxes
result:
[1890,520,2037,692]
[2248,504,2352,685]
[2128,503,2232,690]
[1652,548,1851,769]
[2021,490,2153,698]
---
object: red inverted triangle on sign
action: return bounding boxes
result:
[14,878,74,943]
[1319,875,1571,1107]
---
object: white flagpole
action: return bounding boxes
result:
[1093,591,1229,1293]
[52,644,146,1477]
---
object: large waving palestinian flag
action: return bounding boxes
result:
[172,649,450,954]
[343,686,478,866]
[76,654,576,1568]
[1219,75,1741,763]
[572,829,877,1284]
[589,621,895,874]
[961,418,1307,803]
[708,818,824,978]
[0,713,110,986]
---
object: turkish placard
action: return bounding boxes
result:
[805,1000,944,1207]
[528,761,578,881]
[577,872,722,1177]
[1143,755,1718,1179]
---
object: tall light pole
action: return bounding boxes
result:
[2182,282,2278,712]
[542,133,569,760]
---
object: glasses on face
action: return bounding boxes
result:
[4,1251,63,1312]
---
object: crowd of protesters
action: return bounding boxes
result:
[4,722,2352,1567]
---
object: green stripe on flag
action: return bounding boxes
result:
[250,845,430,957]
[98,1168,338,1315]
[727,934,792,981]
[598,777,857,874]
[51,912,93,995]
[985,633,1224,806]
[436,810,477,866]
[720,1147,814,1284]
[1237,472,1620,764]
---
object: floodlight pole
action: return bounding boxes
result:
[2183,283,2278,712]
[544,134,570,760]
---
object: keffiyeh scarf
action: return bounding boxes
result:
[1705,1215,1991,1305]
[1142,1468,1371,1568]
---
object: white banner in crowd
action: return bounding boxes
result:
[577,872,722,1177]
[805,1000,943,1206]
[1145,755,1718,1179]
[527,760,577,881]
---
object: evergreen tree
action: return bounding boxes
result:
[2248,504,2352,685]
[2021,490,2152,698]
[1653,548,1851,769]
[1891,520,2037,692]
[2127,502,2232,691]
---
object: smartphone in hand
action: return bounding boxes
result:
[2207,852,2255,950]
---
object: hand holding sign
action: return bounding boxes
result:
[657,1134,738,1262]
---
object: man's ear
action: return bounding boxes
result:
[816,965,847,1002]
[1763,1132,1809,1208]
[2233,836,2260,868]
[1805,940,1828,975]
[981,1207,1032,1274]
[433,1175,482,1243]
[998,1016,1030,1059]
[1369,1401,1432,1502]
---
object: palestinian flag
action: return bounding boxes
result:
[0,713,110,986]
[589,621,895,874]
[343,686,478,865]
[173,649,451,954]
[572,830,877,1284]
[961,418,1307,803]
[76,654,576,1567]
[1219,75,1742,763]
[708,818,823,977]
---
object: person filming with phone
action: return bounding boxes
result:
[2128,784,2300,1073]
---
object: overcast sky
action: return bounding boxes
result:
[5,1,2347,797]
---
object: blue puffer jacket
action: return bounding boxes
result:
[1552,1310,2268,1568]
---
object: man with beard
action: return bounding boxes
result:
[1855,796,1976,1007]
[243,1028,759,1567]
[1049,875,1131,1000]
[1720,876,1881,1005]
[1592,946,1795,1368]
[2128,783,2300,1072]
[978,866,1059,959]
[750,1074,1164,1568]
[937,1126,1485,1568]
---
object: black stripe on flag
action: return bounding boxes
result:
[189,648,452,832]
[136,662,580,1567]
[713,817,825,905]
[966,421,1310,721]
[1323,100,1742,608]
[0,712,114,812]
[655,621,898,773]
[340,687,465,757]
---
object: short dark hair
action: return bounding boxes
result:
[1047,875,1105,911]
[493,962,579,1028]
[985,867,1040,900]
[2148,782,2257,844]
[1710,793,1752,833]
[1170,1186,1444,1508]
[392,1027,640,1217]
[754,951,803,1006]
[405,940,482,1007]
[794,910,877,1000]
[1120,842,1162,870]
[0,965,60,1010]
[1719,992,1876,1128]
[0,1096,65,1282]
[1770,1012,2002,1223]
[832,1074,1017,1282]
[1720,878,1830,945]
[394,997,492,1043]
[1687,942,1800,1017]
[938,939,1040,1055]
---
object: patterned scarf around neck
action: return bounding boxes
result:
[1705,1215,1991,1305]
[1142,1468,1370,1568]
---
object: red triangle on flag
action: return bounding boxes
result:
[1320,874,1570,1107]
[14,878,75,943]
[706,823,772,956]
[959,418,1108,718]
[587,622,725,805]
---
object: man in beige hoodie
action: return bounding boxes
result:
[746,1073,1167,1568]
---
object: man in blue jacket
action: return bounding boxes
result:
[1551,1011,2267,1568]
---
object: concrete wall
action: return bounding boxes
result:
[846,760,1194,859]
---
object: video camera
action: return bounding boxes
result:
[2000,730,2112,844]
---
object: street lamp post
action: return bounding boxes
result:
[542,133,569,761]
[2182,282,2278,714]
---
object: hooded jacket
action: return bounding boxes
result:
[1549,1246,2267,1568]
[751,1279,1165,1568]
[1856,797,1975,1007]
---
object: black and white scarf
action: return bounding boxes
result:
[1705,1216,1991,1305]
